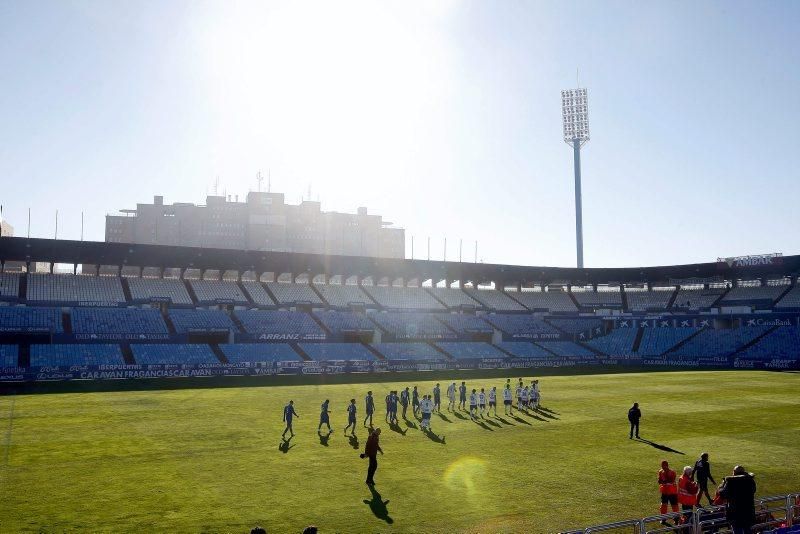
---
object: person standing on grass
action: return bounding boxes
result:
[628,402,642,439]
[344,398,357,435]
[515,382,523,411]
[478,388,487,418]
[503,383,513,415]
[521,385,530,411]
[318,399,332,432]
[412,386,421,417]
[488,386,498,416]
[447,382,456,412]
[360,428,383,486]
[691,452,717,506]
[364,391,375,428]
[400,387,410,418]
[389,391,398,424]
[532,380,541,409]
[420,395,433,431]
[282,400,299,439]
[459,381,467,411]
[433,383,441,413]
[469,389,478,420]
[384,391,393,424]
[658,460,679,524]
[678,466,699,524]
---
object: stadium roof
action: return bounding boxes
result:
[0,237,797,286]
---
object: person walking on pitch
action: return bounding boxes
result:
[360,428,383,486]
[318,399,332,432]
[400,387,410,418]
[515,382,524,411]
[459,381,467,411]
[389,391,398,424]
[478,388,487,418]
[420,395,433,431]
[412,386,420,417]
[384,391,392,423]
[469,389,478,420]
[282,400,299,439]
[691,452,717,506]
[488,386,498,416]
[447,382,456,412]
[364,391,375,428]
[433,383,441,413]
[503,383,513,415]
[344,398,357,435]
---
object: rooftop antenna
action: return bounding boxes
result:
[256,170,264,192]
[268,169,271,193]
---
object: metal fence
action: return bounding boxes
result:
[563,492,799,534]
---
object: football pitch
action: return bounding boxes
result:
[1,370,798,533]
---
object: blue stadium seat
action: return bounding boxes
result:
[363,286,445,311]
[668,326,772,358]
[220,343,301,363]
[435,314,493,335]
[435,342,506,360]
[0,306,63,333]
[30,344,124,366]
[234,310,326,339]
[266,282,324,306]
[168,309,236,333]
[189,280,250,304]
[27,273,126,305]
[495,342,553,359]
[424,287,481,309]
[483,314,559,337]
[547,318,603,335]
[535,341,595,357]
[299,343,377,361]
[313,284,372,308]
[584,329,637,356]
[736,327,800,360]
[369,312,456,339]
[313,311,375,335]
[0,273,20,300]
[132,344,219,365]
[637,327,699,357]
[371,342,445,360]
[463,288,526,311]
[126,278,193,305]
[0,345,19,367]
[71,308,168,335]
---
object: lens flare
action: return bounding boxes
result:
[444,456,487,494]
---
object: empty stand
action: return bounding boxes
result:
[483,314,559,337]
[0,345,19,367]
[625,289,675,312]
[314,284,373,308]
[189,280,250,304]
[736,327,800,359]
[126,278,193,305]
[313,311,375,335]
[234,310,326,339]
[512,290,577,312]
[30,344,124,366]
[240,281,276,306]
[425,287,481,309]
[672,288,726,309]
[299,343,377,361]
[0,273,20,300]
[168,309,236,333]
[583,329,637,356]
[363,286,445,311]
[637,327,699,357]
[495,341,553,359]
[266,282,324,306]
[371,342,445,360]
[132,344,219,365]
[71,308,168,335]
[775,286,800,309]
[220,343,302,363]
[720,285,787,305]
[547,318,603,335]
[463,288,526,311]
[435,342,505,359]
[369,312,456,339]
[535,340,595,357]
[571,289,622,308]
[27,274,126,305]
[0,307,63,333]
[435,314,493,335]
[668,326,772,358]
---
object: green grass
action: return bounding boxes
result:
[1,370,798,533]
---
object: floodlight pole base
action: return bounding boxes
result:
[573,138,584,269]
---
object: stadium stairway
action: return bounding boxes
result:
[120,278,133,303]
[18,272,27,301]
[120,344,135,364]
[632,328,645,352]
[364,343,386,361]
[183,279,200,305]
[62,310,72,334]
[229,310,247,333]
[730,325,779,356]
[666,288,679,309]
[662,327,706,356]
[429,342,455,360]
[19,344,30,367]
[291,343,313,362]
[774,285,794,308]
[162,310,177,334]
[308,312,333,337]
[621,288,629,312]
[425,289,451,310]
[210,344,228,363]
[567,291,581,310]
[262,283,281,307]
[575,339,607,358]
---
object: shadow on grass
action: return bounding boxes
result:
[536,409,559,420]
[485,418,501,428]
[524,412,548,422]
[363,485,393,524]
[539,406,559,415]
[474,420,494,431]
[423,428,446,444]
[389,422,407,436]
[510,415,532,426]
[495,416,515,426]
[436,412,452,423]
[318,430,332,446]
[279,437,295,453]
[635,437,685,455]
[403,418,418,430]
[349,434,360,450]
[452,410,467,421]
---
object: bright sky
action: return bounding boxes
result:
[1,0,798,268]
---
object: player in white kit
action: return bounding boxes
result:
[515,383,524,411]
[447,382,456,412]
[503,384,513,415]
[521,385,530,411]
[478,388,487,418]
[469,389,478,420]
[488,386,498,416]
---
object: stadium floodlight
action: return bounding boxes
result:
[561,88,589,268]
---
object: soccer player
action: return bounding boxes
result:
[282,400,299,439]
[469,389,478,419]
[459,381,467,411]
[516,382,524,411]
[531,380,541,410]
[344,398,357,435]
[478,388,487,418]
[389,391,398,424]
[412,386,420,417]
[503,383,513,415]
[446,382,456,412]
[521,385,529,411]
[400,387,410,418]
[433,383,441,413]
[318,399,332,432]
[420,395,432,431]
[364,391,375,427]
[488,386,497,416]
[384,391,392,423]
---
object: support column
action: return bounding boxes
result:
[573,137,584,269]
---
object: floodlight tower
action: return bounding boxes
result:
[561,88,590,268]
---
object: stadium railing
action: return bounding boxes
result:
[566,491,798,534]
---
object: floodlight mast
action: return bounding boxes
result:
[561,88,589,268]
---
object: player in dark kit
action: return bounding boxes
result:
[318,399,331,432]
[412,386,420,417]
[282,400,299,439]
[364,391,375,427]
[400,387,410,418]
[691,452,717,506]
[459,381,467,411]
[344,399,357,436]
[628,402,641,439]
[433,383,441,413]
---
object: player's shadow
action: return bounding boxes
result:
[474,420,494,431]
[485,418,501,428]
[389,422,407,436]
[495,416,515,426]
[635,438,685,455]
[436,412,452,423]
[404,418,418,430]
[536,410,559,420]
[451,410,467,421]
[318,430,333,446]
[279,437,295,453]
[349,434,360,450]
[539,406,559,415]
[510,414,532,426]
[363,485,393,524]
[524,412,548,422]
[424,429,446,444]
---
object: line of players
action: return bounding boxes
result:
[281,378,542,439]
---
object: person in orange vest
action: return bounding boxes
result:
[678,466,700,524]
[658,460,679,524]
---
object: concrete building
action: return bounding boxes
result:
[106,193,405,259]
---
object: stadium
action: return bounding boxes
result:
[0,237,798,532]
